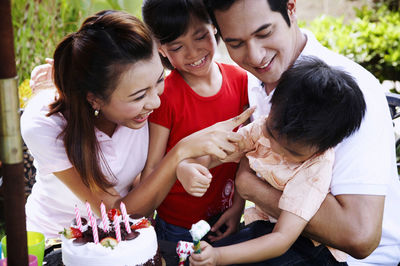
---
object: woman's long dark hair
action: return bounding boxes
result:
[48,10,154,192]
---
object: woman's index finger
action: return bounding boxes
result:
[224,106,256,130]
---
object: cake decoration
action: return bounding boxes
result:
[113,214,122,243]
[100,201,110,232]
[60,202,162,265]
[176,241,194,265]
[100,237,118,249]
[189,220,210,253]
[60,227,83,239]
[87,201,99,244]
[74,204,83,232]
[120,201,132,233]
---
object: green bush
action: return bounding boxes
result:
[12,0,81,85]
[12,0,143,85]
[301,4,400,83]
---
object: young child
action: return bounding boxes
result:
[187,56,366,265]
[141,0,249,242]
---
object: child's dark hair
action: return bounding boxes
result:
[204,0,290,38]
[269,56,366,153]
[49,10,154,192]
[142,0,218,70]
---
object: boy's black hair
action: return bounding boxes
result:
[269,56,366,153]
[204,0,290,38]
[142,0,218,70]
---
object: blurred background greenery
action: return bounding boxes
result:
[11,0,399,106]
[301,3,400,84]
[12,0,143,100]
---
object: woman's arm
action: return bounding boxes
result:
[121,107,256,217]
[54,167,121,217]
[140,122,170,180]
[54,107,255,219]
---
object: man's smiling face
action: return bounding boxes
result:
[215,0,300,90]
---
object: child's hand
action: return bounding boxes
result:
[189,241,219,266]
[30,58,55,93]
[177,161,212,197]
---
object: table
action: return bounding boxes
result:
[43,240,181,265]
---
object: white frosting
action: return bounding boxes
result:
[62,225,158,266]
[189,220,210,241]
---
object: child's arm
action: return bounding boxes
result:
[176,159,213,197]
[190,210,308,265]
[141,122,170,181]
[144,123,239,196]
[176,154,240,197]
[176,136,249,197]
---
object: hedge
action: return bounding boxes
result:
[301,4,400,84]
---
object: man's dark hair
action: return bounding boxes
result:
[269,56,366,153]
[204,0,290,37]
[143,0,217,69]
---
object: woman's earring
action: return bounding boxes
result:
[94,109,99,117]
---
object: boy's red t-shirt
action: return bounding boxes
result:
[149,62,248,228]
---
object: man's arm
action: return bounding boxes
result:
[304,193,384,258]
[235,157,384,259]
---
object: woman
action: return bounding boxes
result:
[22,10,252,238]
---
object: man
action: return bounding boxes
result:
[203,0,400,265]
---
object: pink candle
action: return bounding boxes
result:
[91,216,99,244]
[74,204,83,232]
[113,214,122,243]
[100,201,109,232]
[120,201,131,233]
[85,201,94,224]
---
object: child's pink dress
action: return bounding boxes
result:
[238,116,346,262]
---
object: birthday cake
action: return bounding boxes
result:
[61,205,162,266]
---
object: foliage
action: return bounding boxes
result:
[372,0,400,11]
[12,0,143,85]
[18,79,32,108]
[301,4,400,83]
[12,0,81,85]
